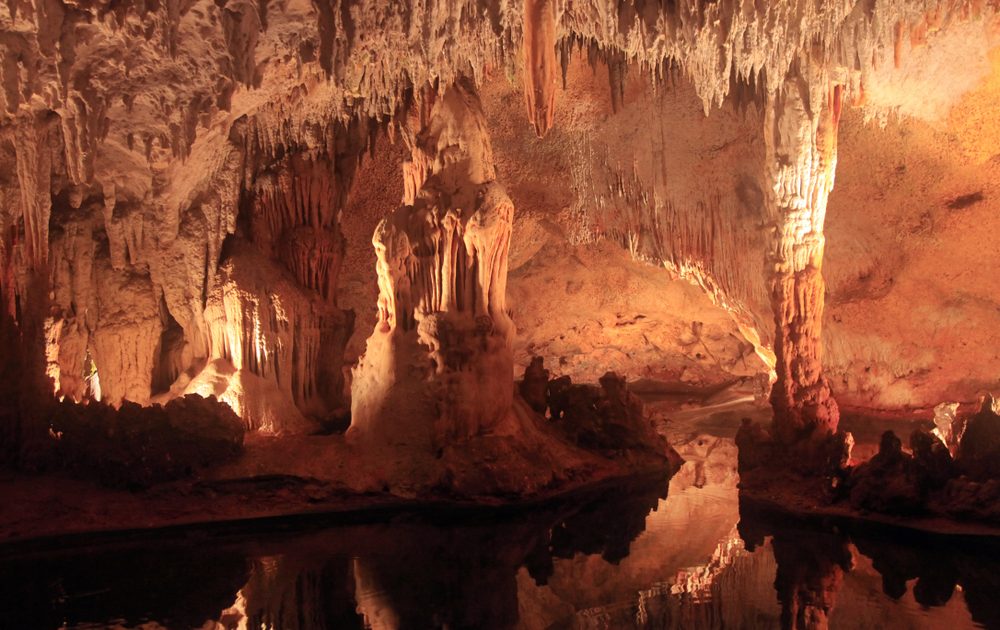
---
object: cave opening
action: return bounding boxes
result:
[1,1,1000,628]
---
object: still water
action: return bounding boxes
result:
[0,433,998,629]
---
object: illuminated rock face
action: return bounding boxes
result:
[13,115,367,434]
[764,68,843,444]
[349,80,516,448]
[199,243,352,433]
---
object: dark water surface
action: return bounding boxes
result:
[1,437,998,629]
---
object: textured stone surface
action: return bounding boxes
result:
[349,79,516,449]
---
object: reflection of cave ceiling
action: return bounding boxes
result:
[1,0,998,431]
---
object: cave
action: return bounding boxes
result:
[1,1,999,628]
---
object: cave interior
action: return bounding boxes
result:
[1,0,1000,628]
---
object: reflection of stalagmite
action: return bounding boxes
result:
[764,66,843,445]
[772,532,853,630]
[238,555,361,629]
[740,501,854,630]
[350,79,515,449]
[523,0,559,137]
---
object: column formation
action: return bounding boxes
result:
[349,79,516,449]
[764,66,843,446]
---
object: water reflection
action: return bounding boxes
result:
[0,474,670,630]
[738,498,1000,629]
[0,441,998,629]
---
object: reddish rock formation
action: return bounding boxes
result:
[523,0,559,137]
[764,69,843,446]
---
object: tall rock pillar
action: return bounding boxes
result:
[349,79,516,450]
[764,66,843,446]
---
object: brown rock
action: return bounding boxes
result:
[519,356,549,414]
[956,395,1000,481]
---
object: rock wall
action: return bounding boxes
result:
[824,45,1000,410]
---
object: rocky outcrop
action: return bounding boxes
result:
[519,355,549,413]
[547,370,669,454]
[843,398,1000,523]
[955,394,1000,480]
[44,394,244,489]
[740,395,1000,525]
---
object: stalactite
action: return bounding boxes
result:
[560,0,987,112]
[523,0,559,137]
[221,1,263,88]
[607,50,627,114]
[13,119,53,269]
[245,151,351,304]
[350,78,516,448]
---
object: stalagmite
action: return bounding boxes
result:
[349,78,515,449]
[763,66,842,445]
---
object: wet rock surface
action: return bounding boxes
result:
[520,357,677,460]
[39,394,245,489]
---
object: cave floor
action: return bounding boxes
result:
[0,417,671,548]
[1,388,992,548]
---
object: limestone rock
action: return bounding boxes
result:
[46,394,244,489]
[956,395,1000,481]
[350,79,516,450]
